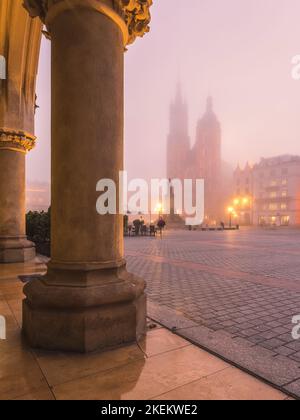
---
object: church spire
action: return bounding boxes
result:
[175,81,183,105]
[206,96,213,113]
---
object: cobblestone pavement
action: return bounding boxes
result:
[125,228,300,397]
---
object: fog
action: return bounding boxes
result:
[27,0,300,183]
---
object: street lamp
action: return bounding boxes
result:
[155,203,163,218]
[233,198,240,206]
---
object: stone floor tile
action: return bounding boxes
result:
[152,367,287,401]
[34,344,145,387]
[52,346,229,400]
[139,328,191,357]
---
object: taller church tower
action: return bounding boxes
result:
[167,84,190,180]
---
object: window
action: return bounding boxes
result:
[259,216,267,225]
[269,203,278,211]
[281,216,290,226]
[270,192,277,198]
[282,190,287,197]
[282,179,288,186]
[281,203,287,210]
[270,180,277,187]
[282,168,288,175]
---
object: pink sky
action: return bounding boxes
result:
[27,0,300,183]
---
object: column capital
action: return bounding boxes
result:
[0,128,36,153]
[23,0,152,45]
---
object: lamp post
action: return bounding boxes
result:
[155,203,163,219]
[228,207,234,228]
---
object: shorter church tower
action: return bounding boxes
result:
[193,97,222,223]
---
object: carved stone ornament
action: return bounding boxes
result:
[23,0,152,45]
[0,128,36,152]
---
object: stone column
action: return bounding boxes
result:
[22,0,152,352]
[0,1,41,263]
[0,131,36,263]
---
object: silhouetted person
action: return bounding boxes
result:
[133,219,141,236]
[157,217,166,238]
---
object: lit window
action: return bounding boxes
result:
[281,216,290,226]
[282,179,288,186]
[270,192,277,198]
[269,203,278,211]
[281,203,287,210]
[270,180,277,187]
[282,191,287,197]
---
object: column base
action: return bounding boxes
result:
[22,264,147,353]
[0,236,36,263]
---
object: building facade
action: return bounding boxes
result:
[253,155,300,226]
[233,155,300,226]
[232,162,254,225]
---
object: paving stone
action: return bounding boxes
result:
[275,346,297,357]
[284,379,300,398]
[260,339,286,350]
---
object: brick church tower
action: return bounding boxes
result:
[192,97,222,222]
[167,84,190,180]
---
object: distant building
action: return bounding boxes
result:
[233,155,300,226]
[232,162,254,225]
[26,182,50,212]
[167,85,230,224]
